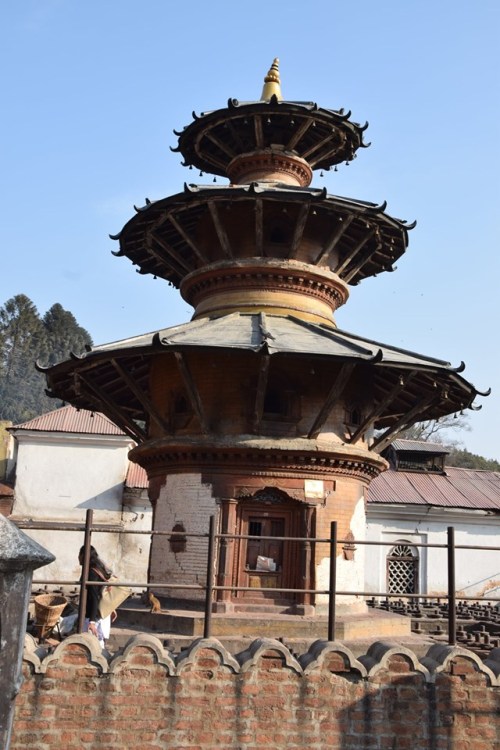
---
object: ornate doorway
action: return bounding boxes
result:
[233,489,302,603]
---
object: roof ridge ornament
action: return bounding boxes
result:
[261,58,282,101]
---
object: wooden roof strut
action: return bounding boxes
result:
[78,374,146,442]
[173,352,209,434]
[308,362,357,439]
[110,359,171,434]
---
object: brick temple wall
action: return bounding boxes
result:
[11,634,500,749]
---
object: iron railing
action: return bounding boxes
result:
[18,509,500,646]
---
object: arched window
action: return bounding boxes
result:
[387,542,419,595]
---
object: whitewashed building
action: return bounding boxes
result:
[365,440,500,600]
[7,406,151,587]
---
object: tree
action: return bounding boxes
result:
[0,295,92,423]
[43,303,92,366]
[0,295,50,422]
[397,413,471,443]
[445,449,500,472]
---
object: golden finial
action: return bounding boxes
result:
[260,58,282,101]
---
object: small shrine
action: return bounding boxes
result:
[43,61,487,615]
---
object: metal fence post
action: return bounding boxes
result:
[204,515,216,639]
[447,526,456,646]
[77,509,93,634]
[328,521,337,641]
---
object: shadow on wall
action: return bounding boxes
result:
[75,483,134,511]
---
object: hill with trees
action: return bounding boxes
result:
[0,294,92,423]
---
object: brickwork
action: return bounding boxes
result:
[11,635,500,749]
[149,473,216,598]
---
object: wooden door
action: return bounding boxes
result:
[236,508,295,600]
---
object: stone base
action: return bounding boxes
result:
[118,601,411,640]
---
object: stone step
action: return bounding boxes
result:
[115,602,412,640]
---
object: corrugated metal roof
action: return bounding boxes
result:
[367,466,500,511]
[125,462,148,489]
[391,439,449,454]
[11,405,127,436]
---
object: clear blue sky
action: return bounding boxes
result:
[2,1,499,459]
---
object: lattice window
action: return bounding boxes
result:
[387,543,418,595]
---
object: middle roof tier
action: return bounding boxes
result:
[112,183,415,294]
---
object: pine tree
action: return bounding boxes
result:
[43,303,92,366]
[0,295,93,423]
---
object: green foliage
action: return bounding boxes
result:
[445,448,500,472]
[0,294,92,423]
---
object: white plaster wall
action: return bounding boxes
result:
[11,432,152,587]
[366,507,500,599]
[149,472,217,600]
[13,434,131,520]
[316,493,367,613]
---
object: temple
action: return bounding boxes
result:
[42,60,487,616]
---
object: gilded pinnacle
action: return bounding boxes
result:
[260,58,282,101]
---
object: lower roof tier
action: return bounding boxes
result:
[40,313,488,454]
[111,184,414,290]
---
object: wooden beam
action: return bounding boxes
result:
[208,203,233,259]
[225,120,245,152]
[302,131,336,160]
[371,392,441,453]
[150,232,192,274]
[308,362,357,439]
[288,203,310,259]
[174,352,209,434]
[193,143,226,172]
[309,137,347,168]
[343,233,381,283]
[251,354,270,433]
[254,115,264,148]
[334,227,377,276]
[167,214,208,264]
[255,199,263,256]
[315,214,356,265]
[110,359,171,434]
[286,118,314,151]
[78,374,146,442]
[347,371,417,443]
[205,132,237,160]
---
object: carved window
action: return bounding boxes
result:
[345,404,363,427]
[263,388,289,417]
[268,220,290,245]
[172,393,192,430]
[387,542,419,595]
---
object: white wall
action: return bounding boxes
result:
[10,430,152,587]
[366,505,500,599]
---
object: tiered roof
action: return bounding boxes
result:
[41,61,488,450]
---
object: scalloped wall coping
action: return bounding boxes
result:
[21,634,500,686]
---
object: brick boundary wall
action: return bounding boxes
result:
[11,634,500,749]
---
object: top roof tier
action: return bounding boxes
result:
[172,59,370,185]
